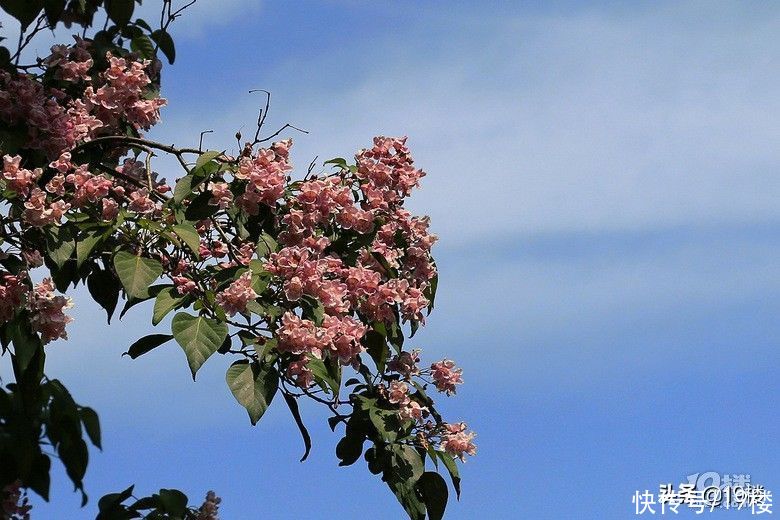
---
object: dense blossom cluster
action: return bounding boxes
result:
[0,275,73,344]
[0,18,475,514]
[440,422,478,462]
[0,40,164,160]
[0,40,167,238]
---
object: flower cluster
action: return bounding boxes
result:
[387,380,428,422]
[234,142,291,214]
[215,271,257,316]
[0,273,27,323]
[0,41,163,160]
[0,273,73,344]
[194,490,221,520]
[440,422,477,462]
[277,312,367,367]
[28,278,74,344]
[430,359,464,395]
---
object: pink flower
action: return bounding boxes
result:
[2,480,32,519]
[215,271,257,316]
[388,349,421,378]
[235,146,290,214]
[211,241,229,259]
[23,188,71,227]
[128,188,156,214]
[21,250,43,268]
[430,359,463,396]
[399,400,427,422]
[2,155,41,196]
[208,181,233,208]
[194,490,221,520]
[0,273,27,323]
[440,422,477,461]
[28,278,73,343]
[286,356,314,388]
[388,380,410,405]
[102,198,119,220]
[173,276,197,296]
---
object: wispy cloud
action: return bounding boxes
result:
[153,1,780,247]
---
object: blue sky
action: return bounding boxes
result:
[3,0,780,518]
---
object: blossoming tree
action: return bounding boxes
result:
[0,1,475,518]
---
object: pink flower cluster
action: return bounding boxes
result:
[208,182,233,209]
[440,422,477,462]
[28,278,74,344]
[388,349,421,378]
[215,271,258,316]
[194,490,221,520]
[286,356,314,388]
[234,141,291,214]
[430,359,464,395]
[265,246,349,314]
[1,155,40,196]
[356,136,426,209]
[0,273,27,323]
[277,312,367,366]
[85,53,166,131]
[0,41,165,160]
[387,380,427,422]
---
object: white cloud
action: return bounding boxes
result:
[153,1,780,247]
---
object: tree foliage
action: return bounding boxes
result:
[0,1,475,518]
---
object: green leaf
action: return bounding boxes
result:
[0,0,44,29]
[105,0,134,25]
[425,270,438,312]
[363,330,388,373]
[282,392,312,462]
[97,485,134,515]
[172,222,201,258]
[125,333,173,359]
[171,312,227,379]
[324,157,348,168]
[43,0,65,26]
[157,488,188,516]
[385,445,426,520]
[225,360,279,425]
[119,284,169,319]
[152,287,184,326]
[79,407,101,450]
[151,29,175,64]
[307,356,339,395]
[75,231,101,268]
[26,454,51,501]
[255,232,277,258]
[173,174,197,203]
[113,251,163,299]
[87,269,120,323]
[336,433,364,467]
[130,34,155,59]
[58,437,88,494]
[416,472,448,520]
[46,225,75,268]
[300,295,324,325]
[195,150,222,169]
[437,451,462,499]
[11,318,42,375]
[184,190,217,221]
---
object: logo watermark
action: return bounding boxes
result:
[632,472,773,515]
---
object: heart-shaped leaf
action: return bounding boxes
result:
[226,360,278,425]
[171,312,227,379]
[113,251,163,300]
